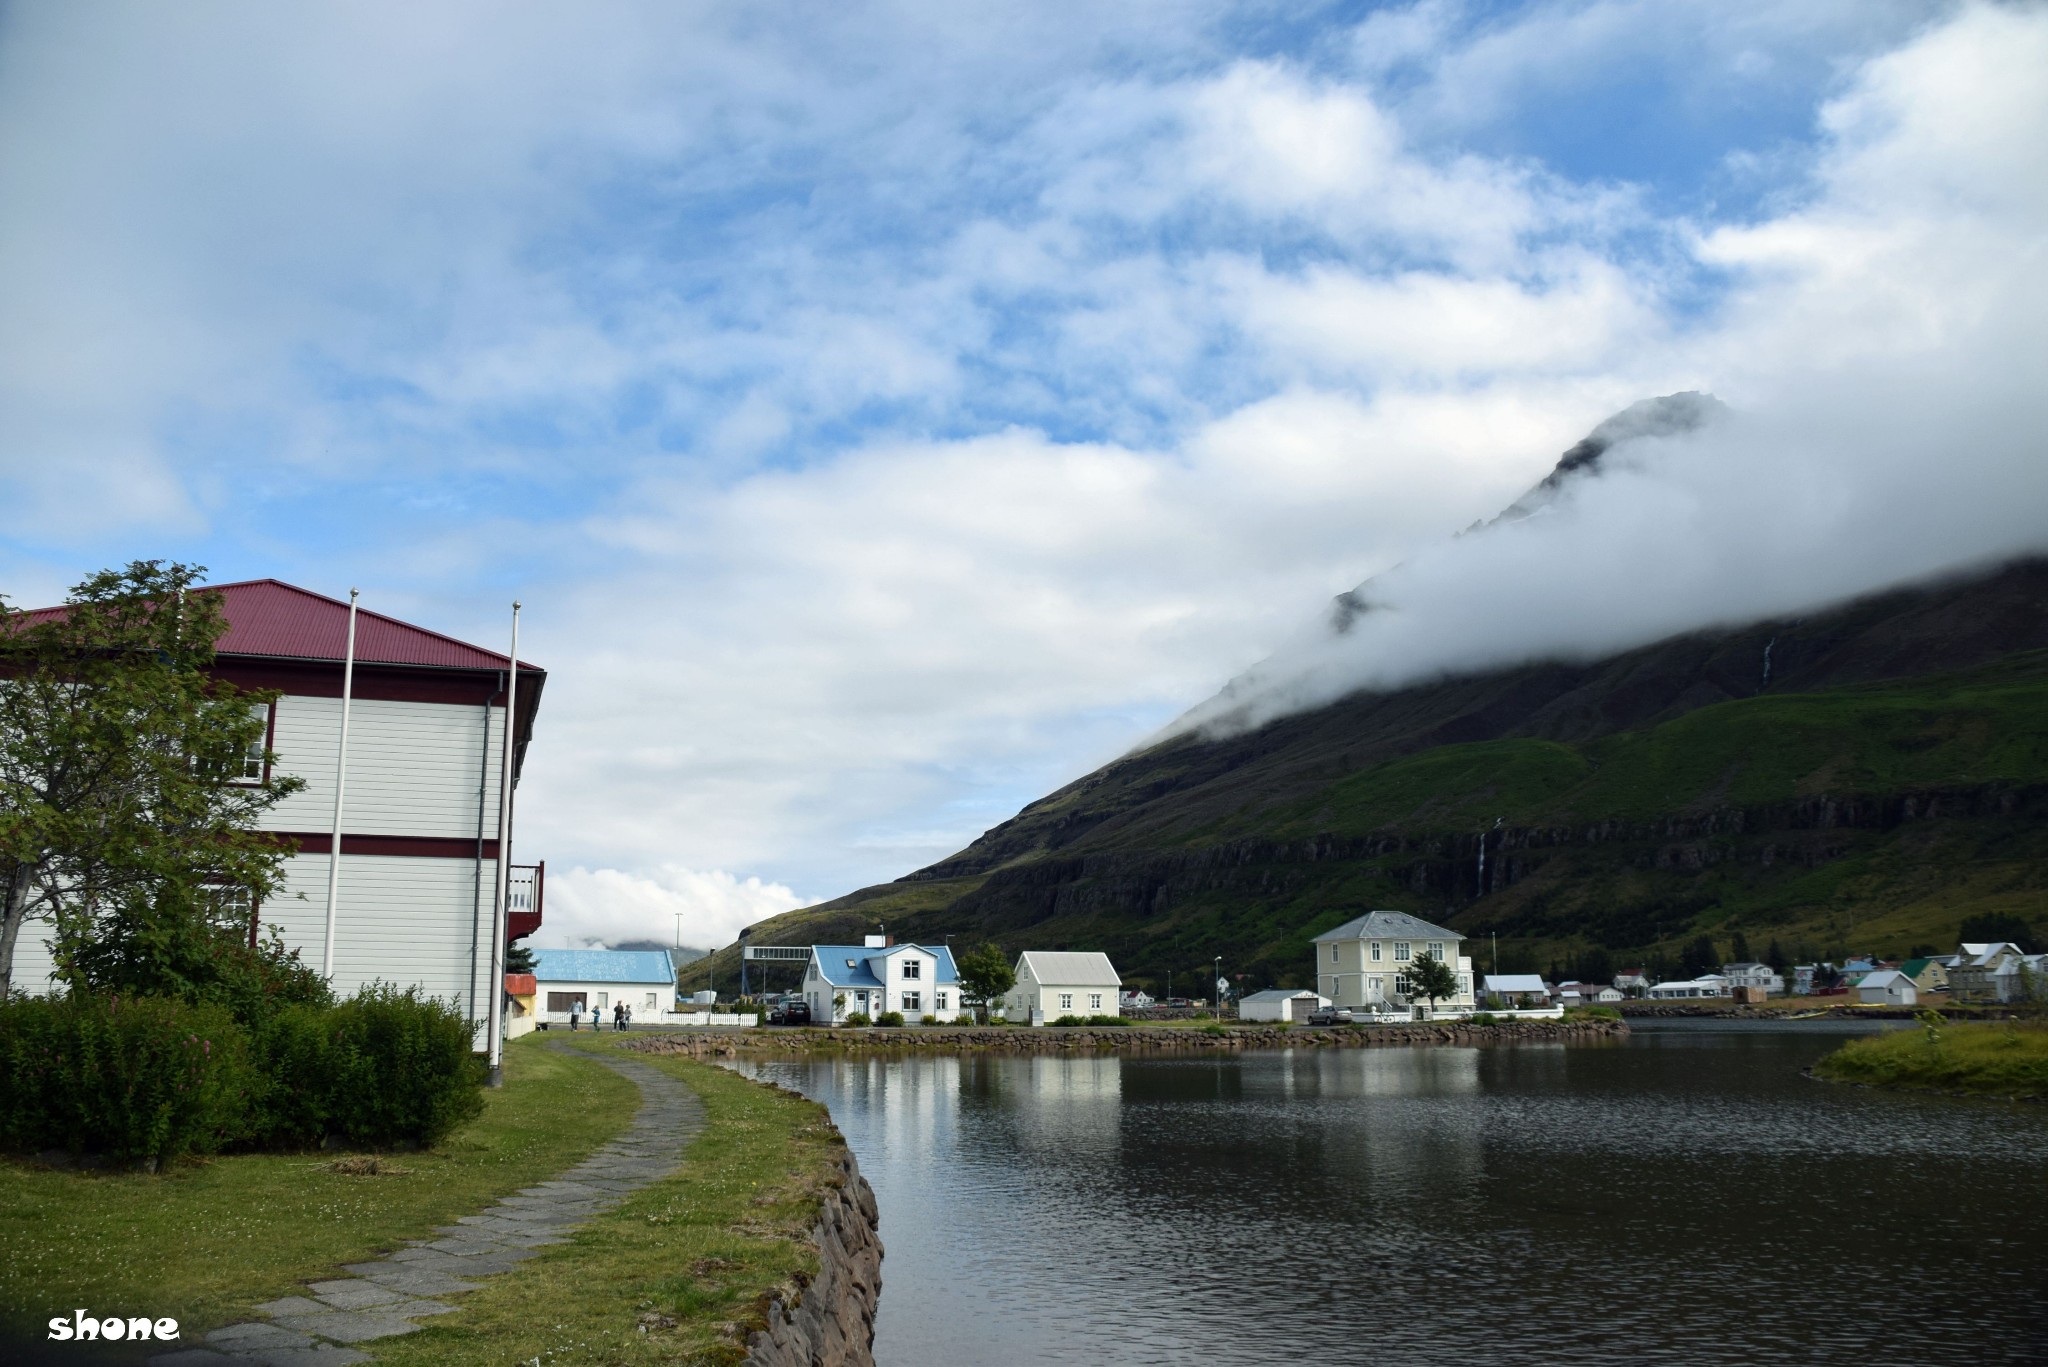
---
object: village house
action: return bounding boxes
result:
[1006,951,1122,1023]
[1720,962,1785,995]
[531,949,677,1027]
[1314,911,1476,1018]
[11,580,544,1052]
[1947,943,2029,1003]
[1238,989,1329,1022]
[1647,974,1730,999]
[1554,980,1623,1006]
[1898,957,1950,994]
[1613,967,1650,994]
[1482,974,1551,1008]
[1855,969,1918,1007]
[1119,988,1156,1011]
[803,937,964,1023]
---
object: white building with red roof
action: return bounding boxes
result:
[11,580,546,1048]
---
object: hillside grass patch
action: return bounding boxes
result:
[0,1034,636,1346]
[1813,1016,2048,1098]
[373,1038,846,1367]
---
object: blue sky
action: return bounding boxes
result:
[4,1,2043,947]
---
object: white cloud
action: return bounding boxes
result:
[3,0,2039,914]
[537,864,813,951]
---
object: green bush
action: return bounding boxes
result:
[1048,1014,1129,1027]
[1200,1022,1228,1037]
[875,1011,905,1028]
[842,1012,872,1027]
[1469,1012,1499,1026]
[315,985,485,1148]
[0,994,256,1166]
[919,1014,939,1025]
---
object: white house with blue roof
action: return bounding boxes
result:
[531,948,677,1027]
[803,935,963,1023]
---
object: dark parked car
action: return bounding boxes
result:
[768,999,812,1026]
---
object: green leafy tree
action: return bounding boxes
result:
[1682,934,1719,977]
[1404,951,1459,1015]
[0,562,302,995]
[955,942,1015,1024]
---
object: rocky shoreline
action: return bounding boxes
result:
[627,1017,1628,1060]
[742,1141,884,1367]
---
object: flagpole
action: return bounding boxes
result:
[486,601,520,1087]
[322,589,359,980]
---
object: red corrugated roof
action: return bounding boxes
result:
[18,579,541,673]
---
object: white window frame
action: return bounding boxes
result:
[1428,941,1445,959]
[233,700,273,785]
[902,959,922,980]
[1059,993,1073,1012]
[935,991,948,1010]
[1089,994,1102,1011]
[1371,941,1383,962]
[1331,944,1339,963]
[902,991,921,1012]
[1395,942,1411,962]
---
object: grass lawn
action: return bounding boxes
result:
[0,1033,637,1348]
[373,1037,848,1367]
[1814,1017,2048,1098]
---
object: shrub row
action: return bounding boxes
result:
[0,985,484,1166]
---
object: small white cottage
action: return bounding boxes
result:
[531,949,677,1027]
[1855,969,1918,1007]
[1006,951,1121,1025]
[1238,989,1328,1022]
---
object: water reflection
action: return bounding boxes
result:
[737,1025,2048,1366]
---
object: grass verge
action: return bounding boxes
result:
[0,1033,637,1347]
[373,1036,846,1367]
[1813,1016,2048,1098]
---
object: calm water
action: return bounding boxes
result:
[737,1021,2048,1367]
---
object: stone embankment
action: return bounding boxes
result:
[742,1143,883,1367]
[631,1017,1626,1060]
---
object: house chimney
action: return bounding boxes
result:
[864,934,887,949]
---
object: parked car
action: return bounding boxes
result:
[1306,1006,1355,1026]
[768,999,812,1026]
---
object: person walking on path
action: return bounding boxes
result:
[570,1005,580,1031]
[623,1003,633,1031]
[612,1002,624,1032]
[591,1004,601,1030]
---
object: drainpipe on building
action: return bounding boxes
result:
[486,601,520,1088]
[321,589,359,981]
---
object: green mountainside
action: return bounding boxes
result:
[689,557,2048,996]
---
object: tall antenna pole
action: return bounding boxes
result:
[486,602,520,1086]
[322,589,359,980]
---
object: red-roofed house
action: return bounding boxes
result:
[11,580,545,1048]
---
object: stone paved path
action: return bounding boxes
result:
[152,1044,702,1367]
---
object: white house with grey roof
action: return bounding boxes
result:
[1313,911,1475,1017]
[1006,951,1122,1024]
[803,936,964,1023]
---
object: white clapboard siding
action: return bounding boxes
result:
[270,852,500,1046]
[261,696,507,839]
[7,854,503,1048]
[6,912,61,995]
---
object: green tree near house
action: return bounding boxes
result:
[505,940,538,975]
[1683,934,1720,977]
[955,942,1015,1024]
[0,562,303,998]
[1404,951,1459,1016]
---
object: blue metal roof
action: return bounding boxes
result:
[531,949,675,985]
[808,944,958,988]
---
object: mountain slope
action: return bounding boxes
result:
[688,399,2048,993]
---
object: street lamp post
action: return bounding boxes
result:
[1213,955,1222,1019]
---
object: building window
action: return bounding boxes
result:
[546,992,585,1013]
[1331,944,1339,963]
[936,992,948,1010]
[902,960,922,980]
[1428,941,1444,959]
[1090,994,1103,1011]
[239,701,272,782]
[1396,975,1413,996]
[1370,941,1382,962]
[645,992,657,1009]
[1394,942,1411,961]
[1060,994,1073,1011]
[902,991,921,1012]
[596,992,609,1008]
